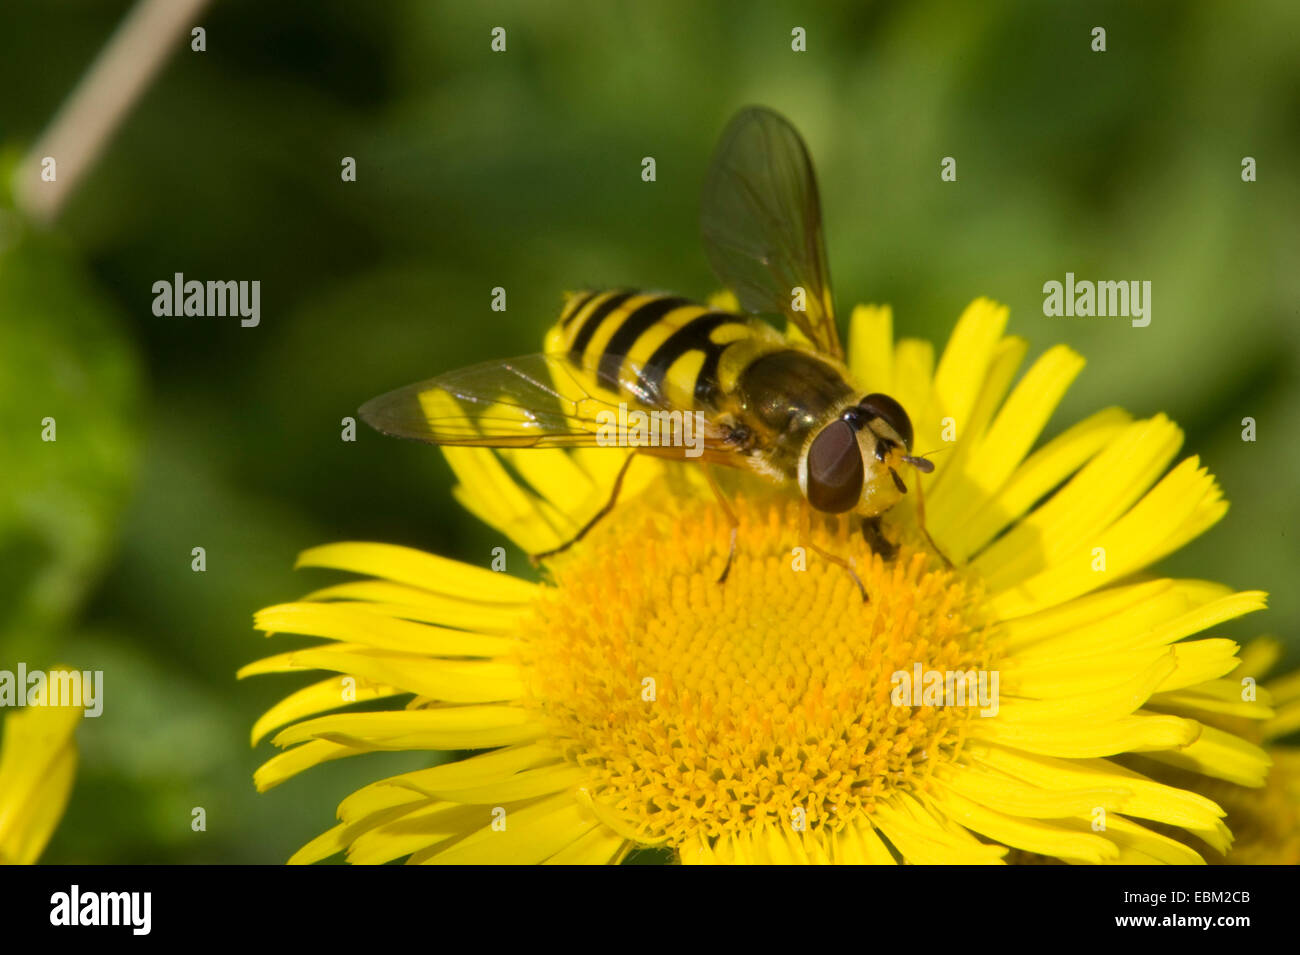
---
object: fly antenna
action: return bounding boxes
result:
[901,446,949,473]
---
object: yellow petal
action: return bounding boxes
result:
[302,580,529,633]
[871,795,1007,864]
[246,646,523,705]
[337,746,562,829]
[835,819,899,864]
[976,414,1182,585]
[1234,637,1283,681]
[967,741,1229,851]
[254,602,518,657]
[443,446,564,553]
[929,298,1010,455]
[542,823,627,864]
[419,792,595,864]
[250,675,404,746]
[271,705,545,752]
[972,712,1199,758]
[1001,640,1242,700]
[349,802,487,865]
[930,788,1116,863]
[925,334,1027,508]
[950,407,1132,560]
[937,765,1130,820]
[1140,723,1271,787]
[890,338,936,455]
[296,542,537,603]
[926,344,1084,540]
[994,654,1177,724]
[987,457,1229,617]
[254,738,356,791]
[0,697,81,864]
[1149,678,1275,721]
[847,303,893,392]
[398,763,584,805]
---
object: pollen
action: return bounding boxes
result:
[521,490,995,848]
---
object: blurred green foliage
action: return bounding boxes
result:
[0,0,1295,862]
[0,225,141,660]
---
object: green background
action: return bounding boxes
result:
[0,0,1296,862]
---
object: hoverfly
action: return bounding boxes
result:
[360,106,940,596]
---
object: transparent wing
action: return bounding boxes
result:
[700,105,842,360]
[358,353,750,463]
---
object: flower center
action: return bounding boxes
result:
[521,488,994,848]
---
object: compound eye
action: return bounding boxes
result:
[805,419,864,513]
[858,393,914,451]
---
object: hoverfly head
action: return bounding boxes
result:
[802,418,865,513]
[801,393,929,516]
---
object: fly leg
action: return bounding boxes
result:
[531,452,637,564]
[910,469,953,569]
[703,464,740,584]
[805,505,868,602]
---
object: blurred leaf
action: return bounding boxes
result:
[0,225,141,658]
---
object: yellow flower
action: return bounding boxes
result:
[1147,638,1300,865]
[246,298,1269,864]
[0,677,82,864]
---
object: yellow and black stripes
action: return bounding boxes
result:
[550,289,779,412]
[557,289,601,328]
[596,295,692,391]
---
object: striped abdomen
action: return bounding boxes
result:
[546,289,858,475]
[546,289,783,413]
